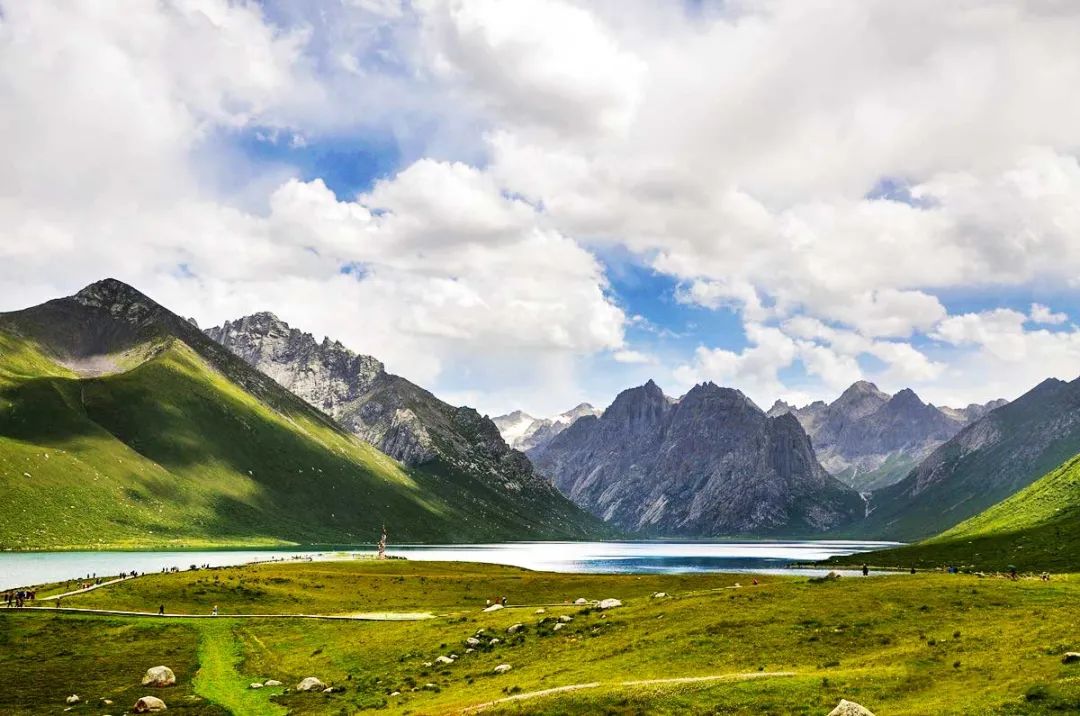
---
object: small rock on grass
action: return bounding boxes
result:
[65,695,80,705]
[297,677,326,692]
[263,679,283,687]
[507,623,523,634]
[493,664,513,674]
[574,598,588,605]
[132,695,168,713]
[827,700,875,716]
[558,615,572,623]
[249,683,263,689]
[1062,652,1080,664]
[142,666,176,687]
[435,656,454,665]
[598,598,622,609]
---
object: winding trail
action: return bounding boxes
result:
[458,671,797,714]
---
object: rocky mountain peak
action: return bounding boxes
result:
[833,380,889,418]
[887,387,926,410]
[767,399,795,417]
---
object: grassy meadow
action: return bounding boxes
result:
[2,560,1079,715]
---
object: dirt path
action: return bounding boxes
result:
[458,671,796,714]
[14,606,437,621]
[40,576,132,601]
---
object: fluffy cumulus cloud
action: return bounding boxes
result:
[3,0,1080,415]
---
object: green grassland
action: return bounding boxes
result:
[0,330,600,550]
[832,454,1080,573]
[2,560,1079,715]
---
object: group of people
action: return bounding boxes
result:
[485,596,509,607]
[3,590,35,607]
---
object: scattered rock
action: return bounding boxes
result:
[423,683,438,690]
[323,687,334,694]
[465,648,475,654]
[535,608,546,614]
[489,638,501,646]
[574,598,588,605]
[422,661,433,667]
[598,598,623,609]
[507,623,523,634]
[483,604,504,612]
[466,637,481,646]
[435,656,454,665]
[102,700,114,705]
[65,695,80,705]
[141,666,176,687]
[263,680,282,687]
[389,691,401,697]
[558,615,572,623]
[652,592,668,598]
[493,664,513,674]
[249,683,263,689]
[1063,652,1080,664]
[827,699,875,716]
[132,695,168,713]
[553,622,564,631]
[297,677,327,692]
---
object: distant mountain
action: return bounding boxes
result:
[853,376,1080,541]
[205,312,606,537]
[830,452,1080,572]
[529,380,864,536]
[0,280,604,549]
[493,403,601,452]
[769,382,1006,492]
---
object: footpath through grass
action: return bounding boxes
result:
[2,560,1079,715]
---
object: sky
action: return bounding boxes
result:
[2,0,1080,418]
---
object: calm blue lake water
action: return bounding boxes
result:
[0,540,899,591]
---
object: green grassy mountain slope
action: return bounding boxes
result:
[831,453,1080,572]
[851,375,1080,541]
[0,280,606,549]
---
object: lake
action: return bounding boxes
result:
[0,540,899,591]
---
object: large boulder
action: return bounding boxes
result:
[827,700,875,716]
[141,666,176,687]
[132,695,168,713]
[297,677,327,692]
[598,598,623,609]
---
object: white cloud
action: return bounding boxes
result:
[1030,303,1068,325]
[612,349,657,365]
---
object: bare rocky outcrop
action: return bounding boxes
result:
[530,380,863,536]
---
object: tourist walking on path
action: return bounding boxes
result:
[158,604,165,616]
[862,564,869,576]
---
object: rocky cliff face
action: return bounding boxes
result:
[493,403,602,452]
[529,380,863,536]
[206,313,565,496]
[770,381,1006,492]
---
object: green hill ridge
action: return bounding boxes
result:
[0,279,605,550]
[832,452,1080,572]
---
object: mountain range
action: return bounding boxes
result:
[767,382,1006,492]
[855,375,1080,540]
[528,380,864,536]
[492,404,602,452]
[0,280,604,549]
